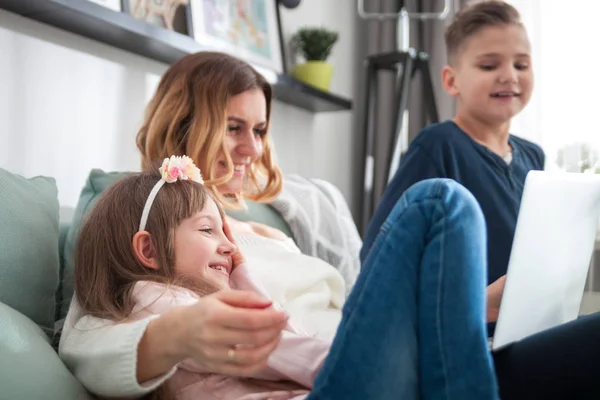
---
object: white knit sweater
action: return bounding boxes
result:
[59,299,175,397]
[270,174,362,292]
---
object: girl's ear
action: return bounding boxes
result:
[132,231,160,270]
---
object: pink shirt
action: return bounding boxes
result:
[131,264,331,400]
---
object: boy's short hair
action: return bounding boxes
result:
[445,1,523,65]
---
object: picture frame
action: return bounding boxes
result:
[188,0,285,75]
[122,0,193,36]
[86,0,123,11]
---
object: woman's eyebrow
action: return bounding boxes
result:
[227,116,246,124]
[228,116,267,127]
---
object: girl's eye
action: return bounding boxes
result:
[199,228,213,234]
[515,63,529,71]
[228,126,241,133]
[479,65,495,71]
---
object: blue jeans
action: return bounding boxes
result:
[307,179,499,400]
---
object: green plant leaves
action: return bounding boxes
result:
[291,27,339,61]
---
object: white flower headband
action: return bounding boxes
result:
[139,155,204,232]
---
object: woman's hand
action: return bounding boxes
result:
[486,275,506,323]
[137,290,287,383]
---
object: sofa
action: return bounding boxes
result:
[0,168,294,400]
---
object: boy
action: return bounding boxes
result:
[361,0,544,323]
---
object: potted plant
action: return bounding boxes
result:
[291,27,339,92]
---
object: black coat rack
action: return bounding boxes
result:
[359,49,440,234]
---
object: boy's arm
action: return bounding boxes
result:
[388,143,447,193]
[361,144,447,261]
[536,145,546,170]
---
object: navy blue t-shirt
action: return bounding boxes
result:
[361,120,545,284]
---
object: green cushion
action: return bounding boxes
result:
[0,302,94,399]
[60,169,293,319]
[0,169,59,332]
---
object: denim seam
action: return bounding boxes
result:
[435,181,451,399]
[436,202,450,400]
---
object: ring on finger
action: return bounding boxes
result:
[227,347,237,362]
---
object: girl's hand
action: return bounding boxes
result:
[223,218,245,270]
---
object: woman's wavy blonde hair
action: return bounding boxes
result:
[136,52,283,208]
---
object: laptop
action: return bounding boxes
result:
[491,170,600,351]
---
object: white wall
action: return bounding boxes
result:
[273,0,356,202]
[0,0,355,210]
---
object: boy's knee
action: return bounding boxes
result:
[406,178,481,216]
[438,179,484,222]
[406,178,466,199]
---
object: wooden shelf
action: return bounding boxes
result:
[0,0,352,113]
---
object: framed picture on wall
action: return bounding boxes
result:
[122,0,193,35]
[188,0,285,74]
[86,0,122,11]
